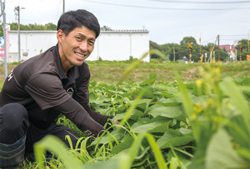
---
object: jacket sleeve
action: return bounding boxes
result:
[52,98,104,137]
[73,63,113,128]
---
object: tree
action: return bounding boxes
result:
[180,36,197,45]
[45,23,57,30]
[150,41,162,59]
[100,25,112,31]
[236,39,249,60]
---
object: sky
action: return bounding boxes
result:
[2,0,250,46]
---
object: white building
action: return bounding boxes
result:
[8,30,150,62]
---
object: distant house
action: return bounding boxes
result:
[219,44,236,52]
[7,29,150,62]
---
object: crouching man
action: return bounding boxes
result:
[0,9,117,168]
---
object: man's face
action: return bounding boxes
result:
[57,26,96,70]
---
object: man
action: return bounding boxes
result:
[0,9,117,168]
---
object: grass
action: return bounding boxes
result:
[1,60,250,168]
[0,63,18,86]
[87,60,250,83]
[0,60,250,86]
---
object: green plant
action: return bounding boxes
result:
[1,51,250,169]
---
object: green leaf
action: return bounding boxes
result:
[219,78,250,133]
[236,148,250,161]
[113,113,125,120]
[111,135,134,154]
[223,113,250,149]
[187,129,213,169]
[147,106,185,121]
[154,91,173,98]
[89,93,97,102]
[149,72,157,79]
[206,129,249,169]
[142,86,156,99]
[234,77,244,83]
[167,149,191,167]
[132,153,149,167]
[144,104,162,115]
[119,90,144,127]
[129,117,151,129]
[114,109,144,121]
[83,153,130,169]
[179,128,192,135]
[152,95,182,106]
[127,133,167,169]
[134,147,150,160]
[241,77,250,86]
[175,72,200,143]
[157,129,194,149]
[140,79,156,86]
[130,109,144,120]
[169,157,178,169]
[132,117,171,133]
[135,99,153,111]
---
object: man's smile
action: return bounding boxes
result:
[75,52,87,58]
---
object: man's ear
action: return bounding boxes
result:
[57,29,64,43]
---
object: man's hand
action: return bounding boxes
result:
[114,120,120,128]
[114,120,120,125]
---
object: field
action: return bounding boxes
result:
[1,60,250,85]
[0,60,250,169]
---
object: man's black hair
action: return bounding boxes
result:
[57,9,100,38]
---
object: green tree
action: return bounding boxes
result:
[10,23,18,30]
[6,22,57,31]
[45,23,57,30]
[180,36,197,45]
[236,39,249,60]
[101,25,112,31]
[150,41,162,59]
[0,24,3,37]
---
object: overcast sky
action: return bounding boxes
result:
[3,0,250,45]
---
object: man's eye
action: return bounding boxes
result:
[76,37,81,41]
[89,41,94,45]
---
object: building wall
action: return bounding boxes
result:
[9,30,150,62]
[9,31,57,62]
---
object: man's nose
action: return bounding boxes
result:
[79,41,88,51]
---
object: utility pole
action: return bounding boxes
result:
[63,0,65,13]
[240,43,242,61]
[173,46,175,61]
[1,0,7,78]
[248,30,249,55]
[199,35,201,61]
[14,6,25,62]
[218,34,220,61]
[14,6,21,61]
[187,42,192,63]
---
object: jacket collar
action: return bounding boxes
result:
[52,44,80,85]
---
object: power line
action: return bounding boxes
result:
[220,38,248,40]
[83,0,250,10]
[151,0,250,4]
[220,34,248,36]
[201,36,217,44]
